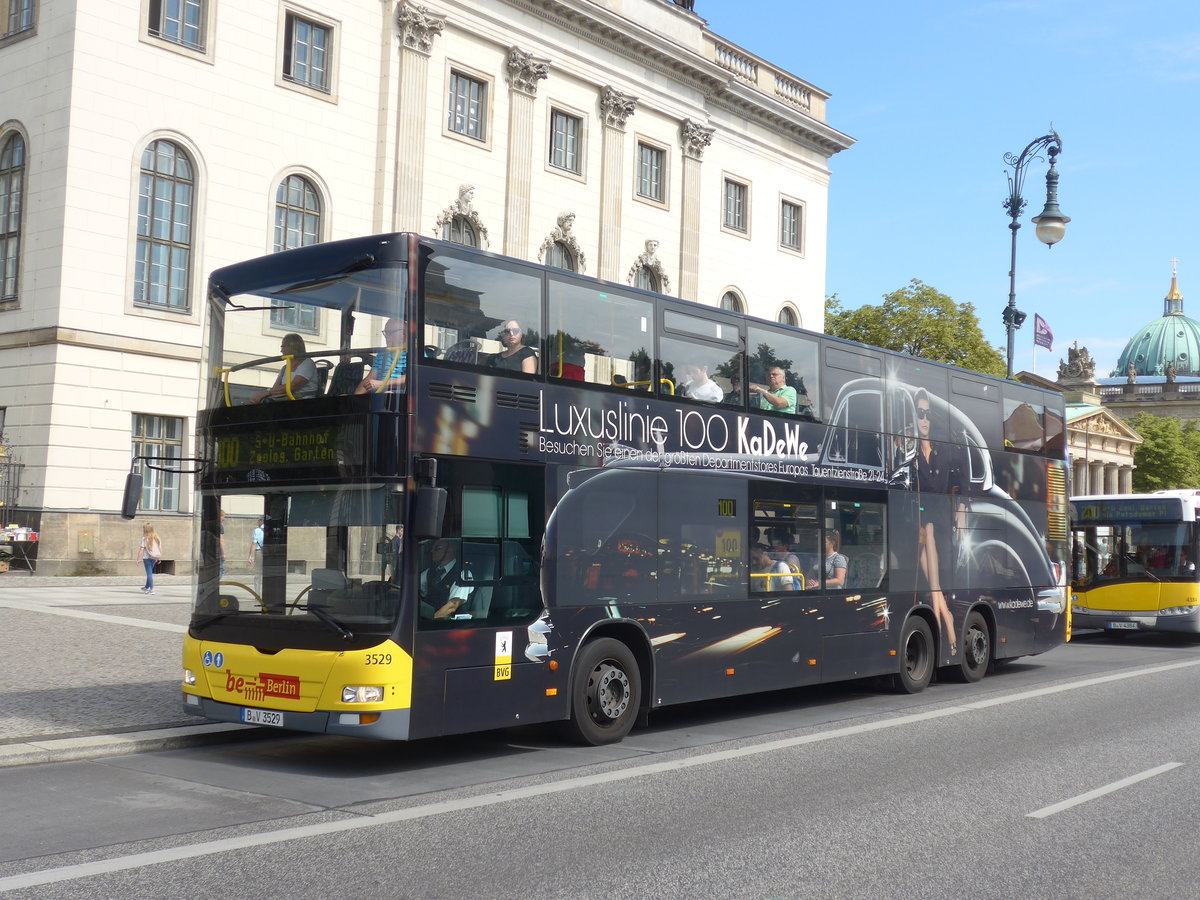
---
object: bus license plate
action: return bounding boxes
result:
[241,707,284,727]
[1107,621,1139,630]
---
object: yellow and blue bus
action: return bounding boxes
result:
[1071,491,1200,634]
[137,233,1069,745]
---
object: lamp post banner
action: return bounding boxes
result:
[1034,313,1053,350]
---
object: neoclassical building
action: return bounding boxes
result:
[0,1,853,573]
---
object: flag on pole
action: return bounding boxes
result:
[1033,314,1053,350]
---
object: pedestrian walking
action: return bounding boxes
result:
[136,522,163,594]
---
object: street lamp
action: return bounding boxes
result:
[1003,129,1070,378]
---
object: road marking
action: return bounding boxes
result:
[0,599,186,634]
[1027,762,1183,819]
[3,657,1200,892]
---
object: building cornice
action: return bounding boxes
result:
[0,327,201,362]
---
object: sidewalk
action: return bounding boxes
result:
[0,575,253,767]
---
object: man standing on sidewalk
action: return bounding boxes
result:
[247,516,265,593]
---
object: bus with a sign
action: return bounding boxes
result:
[156,232,1069,745]
[1070,490,1200,634]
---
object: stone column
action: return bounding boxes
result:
[393,2,445,231]
[598,87,638,282]
[678,119,714,303]
[1104,464,1119,494]
[504,47,549,258]
[1089,461,1105,496]
[1119,466,1134,494]
[1072,460,1087,496]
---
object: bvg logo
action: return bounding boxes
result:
[225,670,301,702]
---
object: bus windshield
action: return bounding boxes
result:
[193,484,406,650]
[206,239,408,409]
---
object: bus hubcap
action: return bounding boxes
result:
[589,663,630,721]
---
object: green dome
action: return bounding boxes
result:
[1112,273,1200,377]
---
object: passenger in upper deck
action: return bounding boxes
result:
[251,333,318,403]
[679,362,723,403]
[750,366,797,414]
[485,320,538,373]
[355,318,407,394]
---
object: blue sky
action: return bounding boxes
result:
[703,0,1199,379]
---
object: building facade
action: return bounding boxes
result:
[0,0,853,574]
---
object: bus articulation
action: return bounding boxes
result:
[146,232,1069,745]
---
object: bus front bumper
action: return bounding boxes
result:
[184,693,411,740]
[1071,605,1200,634]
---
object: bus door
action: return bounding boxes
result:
[409,459,547,739]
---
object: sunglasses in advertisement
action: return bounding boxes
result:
[916,408,931,420]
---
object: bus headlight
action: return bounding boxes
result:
[1159,606,1197,617]
[342,686,384,703]
[1037,588,1066,614]
[183,668,197,686]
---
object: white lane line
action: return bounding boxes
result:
[4,657,1200,892]
[1027,762,1183,819]
[0,599,186,634]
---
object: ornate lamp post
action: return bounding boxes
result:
[1003,130,1070,378]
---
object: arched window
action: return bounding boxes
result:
[274,174,322,252]
[0,133,25,303]
[443,215,478,247]
[545,241,576,272]
[634,266,659,293]
[720,290,743,314]
[777,306,797,327]
[134,139,194,310]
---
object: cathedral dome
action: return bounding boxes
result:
[1112,269,1200,377]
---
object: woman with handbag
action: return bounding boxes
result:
[136,522,163,595]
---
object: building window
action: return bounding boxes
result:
[720,290,743,314]
[448,71,487,141]
[777,306,797,327]
[283,12,330,93]
[134,139,194,311]
[271,174,322,333]
[549,110,581,174]
[148,0,204,51]
[781,199,803,251]
[133,414,184,511]
[545,241,576,272]
[724,178,748,233]
[636,142,665,203]
[443,215,478,248]
[3,0,34,37]
[0,133,24,303]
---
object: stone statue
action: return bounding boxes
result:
[1057,343,1096,383]
[455,184,475,215]
[1126,361,1137,384]
[1167,362,1178,383]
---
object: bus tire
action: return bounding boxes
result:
[893,616,934,694]
[949,610,991,683]
[563,637,641,746]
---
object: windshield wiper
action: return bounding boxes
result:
[302,604,355,641]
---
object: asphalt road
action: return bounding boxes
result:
[1,619,1198,899]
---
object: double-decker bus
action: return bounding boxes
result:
[168,233,1069,745]
[1070,491,1200,634]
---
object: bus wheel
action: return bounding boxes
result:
[564,638,641,746]
[893,616,934,694]
[950,611,991,683]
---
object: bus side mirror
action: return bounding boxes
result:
[414,486,447,538]
[121,473,143,520]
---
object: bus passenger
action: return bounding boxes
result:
[355,318,407,394]
[808,530,847,589]
[486,320,538,373]
[419,539,474,618]
[752,544,794,591]
[680,363,723,402]
[750,366,797,414]
[724,372,743,405]
[252,333,318,402]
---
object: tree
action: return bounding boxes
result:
[1130,412,1200,492]
[825,280,1006,378]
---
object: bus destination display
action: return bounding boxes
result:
[215,423,363,478]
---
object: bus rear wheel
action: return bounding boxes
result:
[947,610,991,683]
[564,638,641,746]
[893,616,934,694]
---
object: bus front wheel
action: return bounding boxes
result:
[893,616,934,694]
[564,638,641,746]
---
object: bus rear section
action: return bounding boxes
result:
[1070,492,1200,634]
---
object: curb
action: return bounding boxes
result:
[0,722,259,768]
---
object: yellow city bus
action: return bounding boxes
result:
[1070,491,1200,634]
